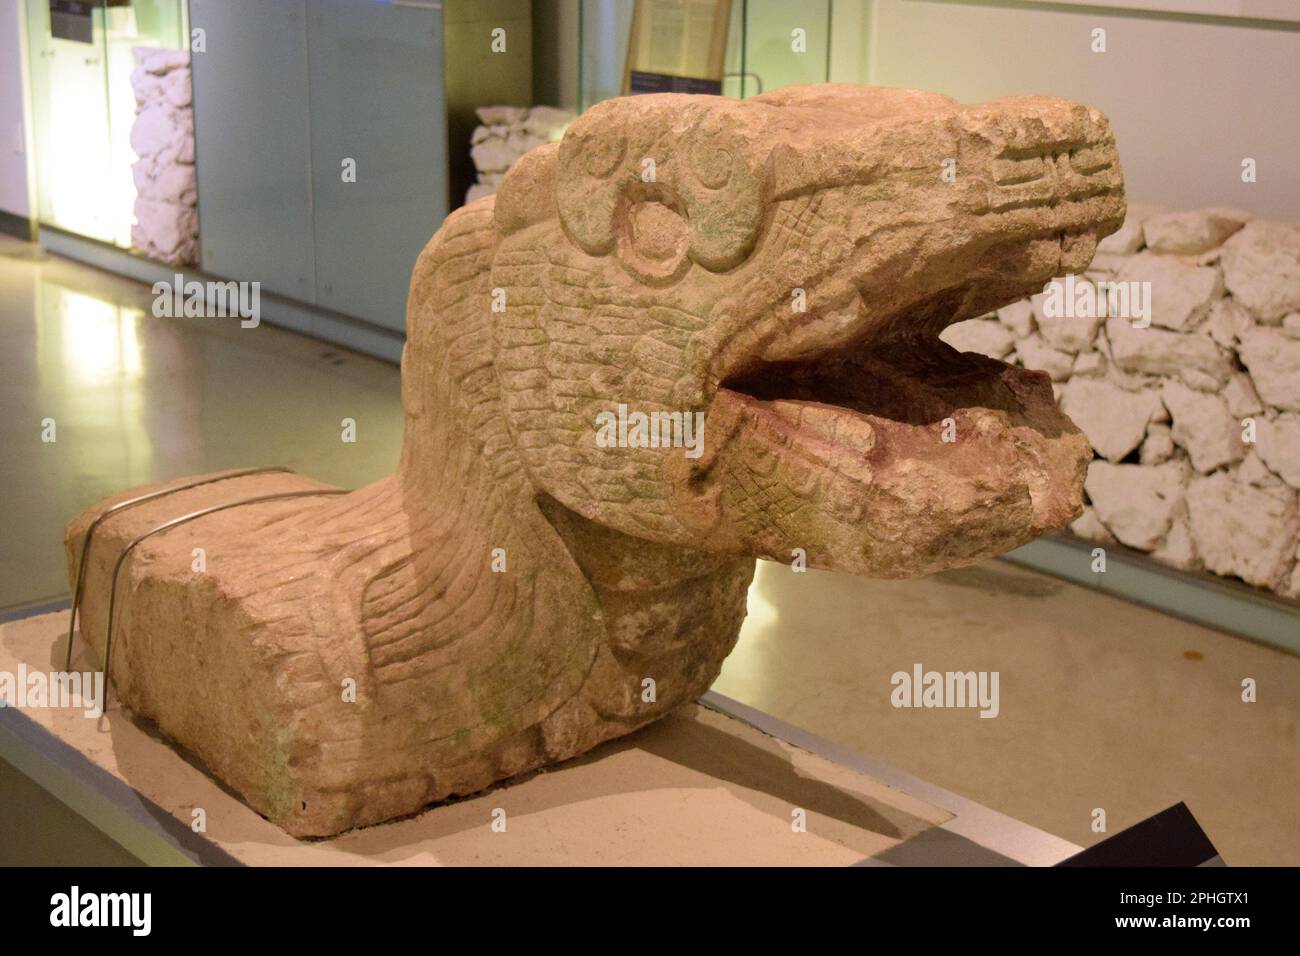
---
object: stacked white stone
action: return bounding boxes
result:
[466,105,576,204]
[128,47,198,266]
[941,207,1300,599]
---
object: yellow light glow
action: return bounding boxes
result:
[744,563,783,634]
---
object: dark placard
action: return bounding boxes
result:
[1056,802,1222,866]
[49,0,94,44]
[628,71,723,96]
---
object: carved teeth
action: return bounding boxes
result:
[763,399,876,458]
[768,399,807,430]
[796,404,841,444]
[768,400,841,445]
[834,415,875,453]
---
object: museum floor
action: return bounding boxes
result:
[2,234,1297,866]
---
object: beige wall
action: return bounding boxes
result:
[832,0,1300,218]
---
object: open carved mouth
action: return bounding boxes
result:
[701,296,1089,575]
[698,221,1099,574]
[712,291,1066,494]
[698,133,1120,530]
[706,218,1098,485]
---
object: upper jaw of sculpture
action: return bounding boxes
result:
[698,102,1121,577]
[699,107,1120,576]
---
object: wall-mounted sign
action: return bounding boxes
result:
[624,0,732,96]
[49,0,94,44]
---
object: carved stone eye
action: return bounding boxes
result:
[582,133,626,179]
[690,140,733,190]
[617,196,690,284]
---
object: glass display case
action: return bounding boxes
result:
[25,0,187,247]
[578,0,831,110]
[186,0,447,331]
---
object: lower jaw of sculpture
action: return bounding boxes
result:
[702,319,1090,576]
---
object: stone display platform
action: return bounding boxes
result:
[0,610,1078,866]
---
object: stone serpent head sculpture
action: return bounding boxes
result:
[66,85,1123,837]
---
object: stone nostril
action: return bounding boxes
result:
[626,200,689,263]
[615,191,692,284]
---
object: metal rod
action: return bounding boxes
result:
[64,467,292,670]
[95,489,348,714]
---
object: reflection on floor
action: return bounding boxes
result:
[0,235,403,609]
[2,235,1297,865]
[721,561,1300,866]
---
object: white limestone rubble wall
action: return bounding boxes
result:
[466,105,575,204]
[128,47,198,266]
[941,206,1300,601]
